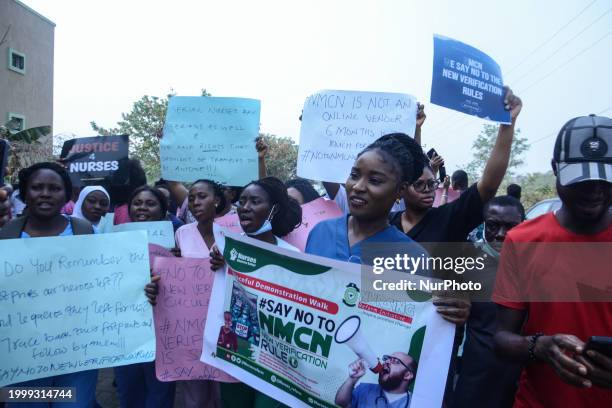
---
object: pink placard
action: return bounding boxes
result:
[432,187,460,207]
[148,243,173,269]
[283,198,343,251]
[152,257,235,382]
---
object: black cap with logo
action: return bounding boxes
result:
[553,114,612,186]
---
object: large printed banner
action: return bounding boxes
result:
[0,232,155,386]
[160,96,261,185]
[59,135,129,187]
[430,34,510,123]
[298,90,417,183]
[203,233,454,408]
[152,257,235,382]
[214,198,343,252]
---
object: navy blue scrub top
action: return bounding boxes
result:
[305,215,427,268]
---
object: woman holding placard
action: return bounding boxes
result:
[173,179,228,408]
[114,185,177,408]
[0,162,98,408]
[210,176,302,408]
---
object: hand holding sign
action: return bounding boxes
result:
[503,86,523,122]
[431,34,510,123]
[298,90,417,183]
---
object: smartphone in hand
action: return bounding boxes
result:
[427,148,446,182]
[585,336,612,358]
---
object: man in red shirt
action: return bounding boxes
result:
[493,114,612,407]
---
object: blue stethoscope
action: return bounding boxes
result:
[374,389,411,408]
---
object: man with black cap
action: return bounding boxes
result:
[493,114,612,407]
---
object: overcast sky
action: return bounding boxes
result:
[24,0,612,175]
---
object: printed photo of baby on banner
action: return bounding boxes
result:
[203,233,455,408]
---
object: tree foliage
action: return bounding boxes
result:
[260,133,298,181]
[91,95,172,181]
[513,171,557,209]
[465,124,529,182]
[1,122,52,183]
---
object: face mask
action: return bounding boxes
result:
[245,205,276,236]
[481,222,500,260]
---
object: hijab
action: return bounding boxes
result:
[72,185,110,226]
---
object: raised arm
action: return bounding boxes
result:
[256,137,268,179]
[477,87,522,202]
[335,359,365,407]
[414,102,426,146]
[166,181,189,209]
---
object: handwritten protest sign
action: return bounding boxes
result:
[152,257,235,382]
[98,213,115,234]
[113,221,175,249]
[283,198,342,251]
[203,233,454,408]
[60,135,129,187]
[0,231,154,386]
[430,34,510,123]
[148,244,173,269]
[160,97,261,185]
[297,90,417,183]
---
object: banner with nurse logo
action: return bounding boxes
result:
[202,233,454,408]
[297,90,418,183]
[60,135,129,187]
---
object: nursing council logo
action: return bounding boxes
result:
[229,248,257,267]
[343,283,360,307]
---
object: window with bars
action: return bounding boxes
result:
[8,48,26,74]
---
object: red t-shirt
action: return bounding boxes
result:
[493,212,612,408]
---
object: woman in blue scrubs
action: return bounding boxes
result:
[305,135,469,324]
[306,135,424,263]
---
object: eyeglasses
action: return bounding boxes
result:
[382,355,411,371]
[411,179,439,193]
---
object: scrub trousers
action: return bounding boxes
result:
[114,362,175,408]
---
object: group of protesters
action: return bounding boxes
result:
[1,85,611,408]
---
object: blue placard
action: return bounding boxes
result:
[160,96,261,185]
[430,34,510,124]
[0,231,154,386]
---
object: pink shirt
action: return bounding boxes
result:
[175,222,223,258]
[113,204,131,225]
